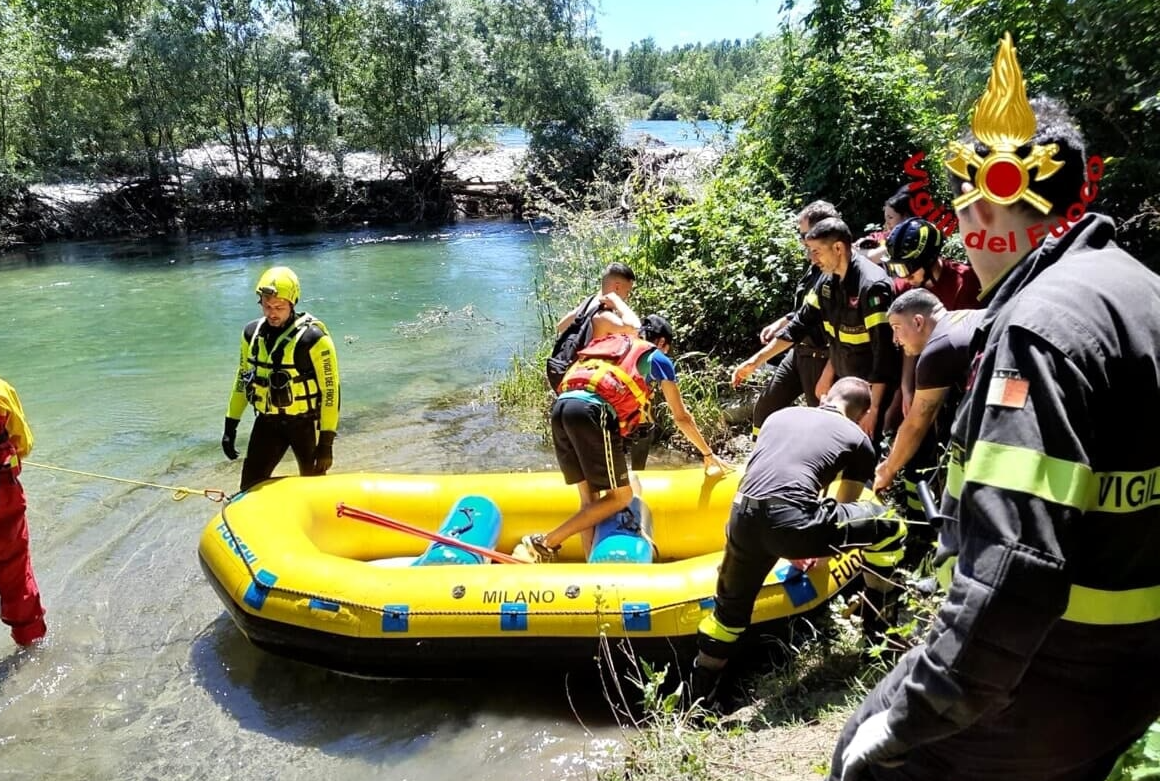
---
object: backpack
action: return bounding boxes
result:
[546,295,598,393]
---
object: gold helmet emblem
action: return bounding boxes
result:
[946,33,1063,214]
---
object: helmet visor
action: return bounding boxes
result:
[886,262,913,278]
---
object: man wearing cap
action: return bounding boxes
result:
[831,38,1160,781]
[513,306,725,563]
[884,217,980,310]
[222,266,341,491]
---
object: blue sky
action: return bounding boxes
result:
[594,0,787,52]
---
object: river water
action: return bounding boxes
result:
[0,222,640,780]
[487,118,736,149]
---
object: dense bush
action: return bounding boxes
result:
[740,32,953,235]
[646,93,684,121]
[626,170,802,359]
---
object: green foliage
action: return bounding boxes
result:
[1107,720,1160,781]
[739,30,953,234]
[646,92,686,122]
[623,170,802,359]
[597,36,769,120]
[349,0,491,184]
[480,0,623,207]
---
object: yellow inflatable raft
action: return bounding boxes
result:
[197,468,867,677]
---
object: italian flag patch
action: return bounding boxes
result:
[986,370,1030,409]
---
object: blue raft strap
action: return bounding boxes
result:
[382,604,410,633]
[243,568,278,610]
[773,563,819,607]
[500,602,528,631]
[622,602,651,632]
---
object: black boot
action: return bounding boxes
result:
[687,655,725,712]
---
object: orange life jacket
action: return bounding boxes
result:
[561,334,655,435]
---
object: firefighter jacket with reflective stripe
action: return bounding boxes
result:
[791,262,828,350]
[560,334,655,436]
[875,213,1160,769]
[227,312,341,433]
[777,254,898,384]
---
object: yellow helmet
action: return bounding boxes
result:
[255,266,300,305]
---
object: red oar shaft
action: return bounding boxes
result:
[336,503,527,565]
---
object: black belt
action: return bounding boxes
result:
[795,344,829,359]
[736,495,804,512]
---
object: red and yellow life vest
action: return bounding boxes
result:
[561,334,655,435]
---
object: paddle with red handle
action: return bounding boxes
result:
[336,502,528,565]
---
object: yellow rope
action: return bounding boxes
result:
[21,461,228,502]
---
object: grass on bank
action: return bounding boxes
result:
[593,601,895,781]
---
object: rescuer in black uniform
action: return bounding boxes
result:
[831,41,1160,781]
[749,200,839,437]
[874,289,984,533]
[733,218,900,447]
[693,377,907,705]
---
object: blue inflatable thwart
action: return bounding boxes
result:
[588,496,655,564]
[412,495,502,566]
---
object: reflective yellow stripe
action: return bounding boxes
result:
[836,329,870,345]
[697,613,745,643]
[865,311,889,329]
[806,290,820,309]
[1062,583,1160,625]
[964,440,1093,511]
[823,322,836,337]
[863,517,907,567]
[953,441,1160,514]
[946,462,963,499]
[864,549,903,567]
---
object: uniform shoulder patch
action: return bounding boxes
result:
[986,369,1029,409]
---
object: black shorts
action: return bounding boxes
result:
[550,396,630,492]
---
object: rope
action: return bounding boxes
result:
[22,460,229,502]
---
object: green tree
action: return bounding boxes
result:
[624,37,662,98]
[482,0,622,207]
[741,30,951,233]
[349,0,490,214]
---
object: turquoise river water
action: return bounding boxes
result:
[0,222,644,780]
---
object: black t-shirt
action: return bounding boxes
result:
[740,405,875,509]
[915,308,984,442]
[915,309,985,393]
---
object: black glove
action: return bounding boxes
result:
[221,418,240,460]
[313,430,335,475]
